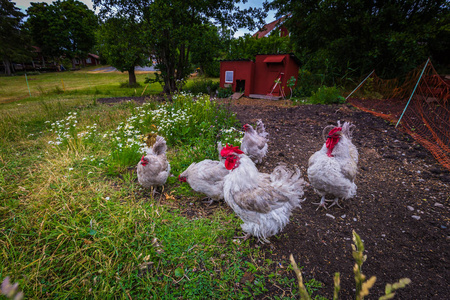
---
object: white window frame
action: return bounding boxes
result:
[225,71,234,83]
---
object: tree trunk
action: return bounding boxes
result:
[72,58,76,69]
[3,59,12,76]
[128,67,136,86]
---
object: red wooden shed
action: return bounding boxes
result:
[220,54,300,99]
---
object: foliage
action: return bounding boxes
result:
[226,33,293,60]
[266,0,450,79]
[25,0,98,67]
[184,79,220,96]
[292,69,321,98]
[190,24,222,77]
[93,0,266,94]
[309,86,345,105]
[217,86,233,98]
[97,17,149,86]
[290,231,411,300]
[0,0,31,76]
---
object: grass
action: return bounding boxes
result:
[0,70,325,299]
[0,66,160,104]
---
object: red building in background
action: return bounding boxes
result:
[252,15,290,39]
[220,54,300,99]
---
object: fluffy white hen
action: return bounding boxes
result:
[137,135,170,195]
[221,144,306,243]
[178,142,230,204]
[307,121,358,209]
[241,119,269,163]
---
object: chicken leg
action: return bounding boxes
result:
[202,197,216,206]
[313,196,328,210]
[326,197,342,209]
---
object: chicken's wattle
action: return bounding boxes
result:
[326,127,342,157]
[225,155,240,170]
[140,155,148,166]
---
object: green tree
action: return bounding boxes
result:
[26,0,98,68]
[266,0,450,80]
[226,32,292,60]
[97,17,149,86]
[94,0,266,94]
[0,0,31,75]
[190,23,222,77]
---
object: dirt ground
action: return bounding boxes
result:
[225,97,449,299]
[99,96,449,299]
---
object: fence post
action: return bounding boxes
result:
[25,73,31,97]
[395,58,430,128]
[345,70,374,100]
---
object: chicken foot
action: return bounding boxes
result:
[313,196,328,210]
[233,232,252,241]
[326,197,342,209]
[202,197,216,206]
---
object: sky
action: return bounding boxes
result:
[14,0,276,37]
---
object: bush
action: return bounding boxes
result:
[184,79,219,96]
[217,86,233,98]
[309,86,345,104]
[293,69,322,97]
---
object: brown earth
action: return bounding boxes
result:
[225,97,449,299]
[100,96,449,299]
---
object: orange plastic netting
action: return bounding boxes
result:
[347,60,450,170]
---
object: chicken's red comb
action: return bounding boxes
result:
[220,143,244,157]
[328,127,342,136]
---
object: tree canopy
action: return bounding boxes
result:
[0,0,31,75]
[94,0,266,93]
[26,0,98,68]
[97,17,149,85]
[266,0,450,80]
[225,32,293,61]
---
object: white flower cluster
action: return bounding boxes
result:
[106,116,147,154]
[47,112,78,145]
[219,127,244,146]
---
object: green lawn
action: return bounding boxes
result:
[0,66,161,104]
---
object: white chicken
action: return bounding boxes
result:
[221,144,306,243]
[307,121,358,210]
[178,142,230,204]
[241,119,269,163]
[137,135,170,195]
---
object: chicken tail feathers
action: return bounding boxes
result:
[342,122,356,140]
[256,119,269,138]
[270,164,306,207]
[150,135,167,155]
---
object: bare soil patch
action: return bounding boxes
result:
[227,97,449,299]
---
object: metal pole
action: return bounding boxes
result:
[345,70,374,100]
[395,58,430,128]
[25,73,31,97]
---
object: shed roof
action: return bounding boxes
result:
[263,55,286,63]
